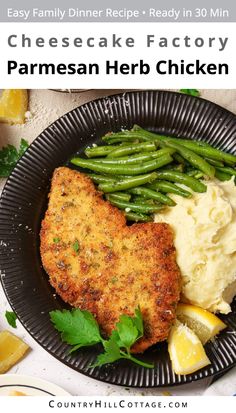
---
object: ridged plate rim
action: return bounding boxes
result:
[0,90,236,388]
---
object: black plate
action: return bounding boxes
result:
[0,90,236,388]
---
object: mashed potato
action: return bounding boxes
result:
[155,178,236,314]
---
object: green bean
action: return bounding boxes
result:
[84,142,132,158]
[85,145,119,158]
[106,138,138,145]
[132,124,144,131]
[175,142,236,166]
[102,132,148,143]
[106,196,163,213]
[86,148,175,165]
[153,170,207,192]
[104,127,236,165]
[88,157,132,165]
[162,139,215,177]
[107,142,157,158]
[87,174,116,184]
[186,169,198,176]
[148,181,192,198]
[112,126,236,166]
[148,147,175,157]
[98,172,158,193]
[70,154,173,176]
[215,169,232,181]
[132,126,215,148]
[124,211,152,222]
[186,169,204,178]
[172,152,186,165]
[131,201,162,211]
[103,138,142,145]
[89,156,136,165]
[105,192,131,202]
[163,163,184,172]
[195,172,204,179]
[106,174,132,180]
[106,128,167,143]
[132,197,158,205]
[204,158,224,167]
[170,138,212,148]
[216,166,236,176]
[127,187,176,206]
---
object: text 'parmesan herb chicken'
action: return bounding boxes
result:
[70,125,236,222]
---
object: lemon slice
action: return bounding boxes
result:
[9,391,27,396]
[0,330,29,373]
[168,321,211,375]
[177,303,227,344]
[0,89,28,124]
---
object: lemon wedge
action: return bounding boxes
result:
[177,303,227,344]
[0,89,28,124]
[9,391,27,396]
[168,321,211,375]
[0,330,29,373]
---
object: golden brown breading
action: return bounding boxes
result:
[40,167,181,353]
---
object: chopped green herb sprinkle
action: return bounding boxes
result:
[111,276,118,284]
[72,240,80,254]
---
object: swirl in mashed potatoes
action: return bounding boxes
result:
[155,178,236,314]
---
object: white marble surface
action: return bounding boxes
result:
[0,89,235,396]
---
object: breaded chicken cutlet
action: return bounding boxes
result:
[40,167,181,353]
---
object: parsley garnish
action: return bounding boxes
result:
[179,89,200,97]
[53,237,60,243]
[5,311,17,328]
[72,240,80,254]
[0,139,29,177]
[50,307,153,368]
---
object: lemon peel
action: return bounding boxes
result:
[0,89,28,124]
[0,330,29,373]
[168,321,211,375]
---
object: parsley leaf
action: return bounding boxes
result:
[93,321,153,369]
[5,311,17,328]
[92,337,121,367]
[116,314,139,348]
[179,89,200,97]
[133,307,144,337]
[50,309,102,348]
[109,329,124,348]
[112,307,143,349]
[50,307,154,369]
[53,237,60,243]
[96,306,153,368]
[18,139,29,157]
[0,139,29,177]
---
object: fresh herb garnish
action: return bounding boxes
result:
[50,307,154,368]
[5,310,17,328]
[72,240,80,254]
[53,237,61,243]
[18,139,29,157]
[50,309,102,349]
[179,89,200,97]
[111,276,118,284]
[0,139,29,177]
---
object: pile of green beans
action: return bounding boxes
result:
[70,125,236,222]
